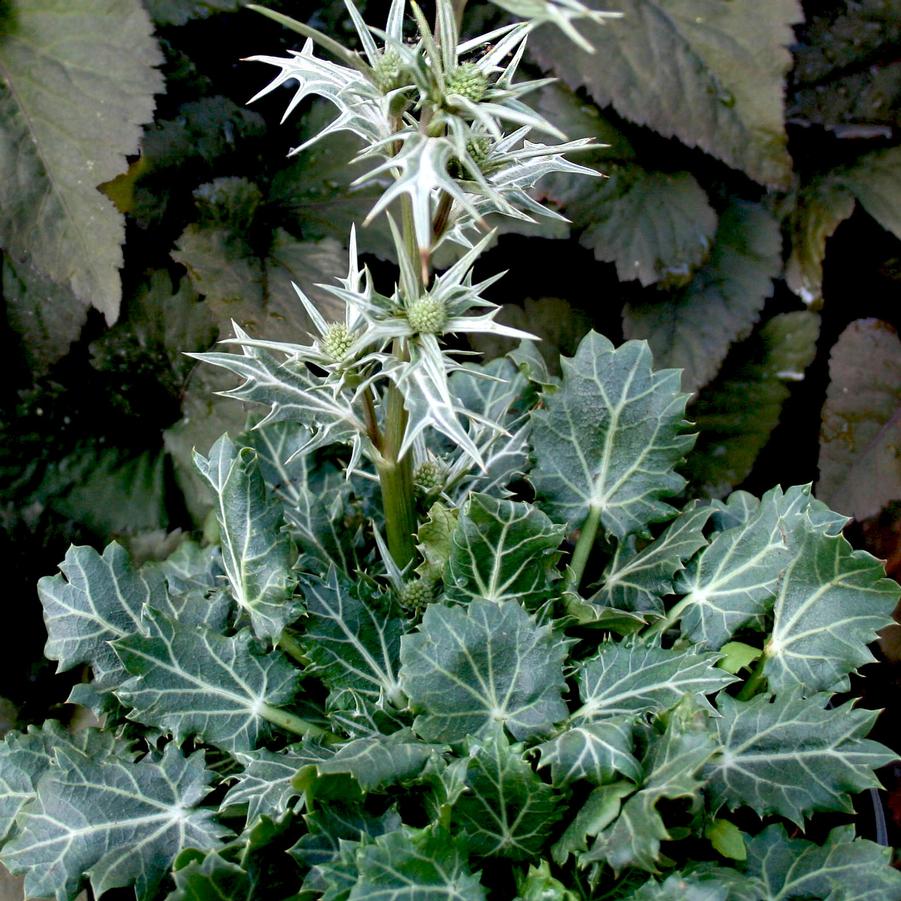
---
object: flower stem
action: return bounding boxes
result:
[568,504,601,590]
[378,377,417,568]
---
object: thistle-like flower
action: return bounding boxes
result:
[246,0,608,263]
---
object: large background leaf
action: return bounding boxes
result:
[817,319,901,520]
[0,0,163,321]
[530,0,804,187]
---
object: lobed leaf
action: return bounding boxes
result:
[576,643,734,721]
[623,202,782,394]
[452,729,561,858]
[2,745,228,901]
[531,331,694,539]
[301,569,405,704]
[38,542,168,688]
[114,609,302,753]
[763,514,900,694]
[708,693,894,825]
[536,717,641,787]
[194,434,300,641]
[595,500,713,614]
[401,598,569,742]
[445,493,563,607]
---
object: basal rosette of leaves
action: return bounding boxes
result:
[2,1,901,899]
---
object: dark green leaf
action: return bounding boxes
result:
[401,599,568,742]
[302,569,405,704]
[583,699,717,873]
[194,434,300,641]
[744,823,901,901]
[708,693,894,825]
[271,103,394,259]
[2,745,228,901]
[530,0,803,187]
[546,164,717,287]
[349,827,486,900]
[536,717,640,786]
[452,729,561,858]
[299,733,436,794]
[623,202,782,393]
[532,331,694,538]
[445,493,563,607]
[0,0,163,320]
[686,312,821,497]
[576,643,734,721]
[146,0,250,27]
[839,145,901,240]
[1,258,86,375]
[763,514,900,693]
[222,743,333,828]
[784,180,856,306]
[114,609,302,752]
[168,851,253,901]
[595,501,713,613]
[817,319,901,520]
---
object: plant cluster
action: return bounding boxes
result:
[1,2,900,899]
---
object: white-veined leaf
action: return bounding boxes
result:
[707,692,894,826]
[243,422,360,574]
[763,515,900,693]
[0,721,133,843]
[349,827,486,900]
[581,700,718,873]
[672,485,801,649]
[222,742,334,828]
[451,728,562,859]
[38,543,169,689]
[1,744,228,901]
[297,732,437,794]
[445,493,563,608]
[531,331,694,539]
[400,598,568,742]
[301,569,405,705]
[744,823,901,901]
[194,434,300,641]
[594,501,713,614]
[114,609,303,753]
[575,643,734,721]
[536,717,640,787]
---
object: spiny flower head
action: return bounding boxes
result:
[445,62,488,104]
[407,297,447,335]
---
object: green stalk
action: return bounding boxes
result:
[260,703,334,740]
[568,504,601,590]
[453,0,468,28]
[736,655,768,701]
[277,630,307,666]
[378,375,417,568]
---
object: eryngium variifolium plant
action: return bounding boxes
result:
[2,2,901,899]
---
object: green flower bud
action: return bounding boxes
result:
[446,62,488,103]
[407,296,447,335]
[321,322,354,362]
[373,49,406,93]
[414,460,445,495]
[400,578,435,611]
